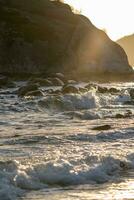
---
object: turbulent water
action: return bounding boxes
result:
[0,81,134,200]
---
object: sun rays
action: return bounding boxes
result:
[64,0,134,40]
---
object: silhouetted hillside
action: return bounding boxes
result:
[0,0,132,78]
[117,34,134,66]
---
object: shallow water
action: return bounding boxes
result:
[0,82,134,200]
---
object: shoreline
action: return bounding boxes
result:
[1,71,134,82]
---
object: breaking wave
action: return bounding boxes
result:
[0,154,134,199]
[38,91,99,111]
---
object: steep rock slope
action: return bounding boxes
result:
[0,0,132,77]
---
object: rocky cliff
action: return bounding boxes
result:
[0,0,132,78]
[117,34,134,67]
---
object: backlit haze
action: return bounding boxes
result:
[64,0,134,41]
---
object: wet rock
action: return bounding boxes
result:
[49,89,62,95]
[18,84,39,97]
[55,73,65,81]
[38,96,65,110]
[129,89,134,99]
[0,76,8,85]
[44,88,62,95]
[0,76,15,88]
[30,78,53,86]
[24,90,43,97]
[85,83,96,90]
[108,88,120,93]
[50,77,64,86]
[7,82,16,88]
[44,88,53,93]
[62,85,79,94]
[97,86,119,94]
[79,87,88,93]
[92,125,111,131]
[126,110,132,116]
[67,80,77,84]
[119,161,128,169]
[123,100,134,105]
[115,110,132,118]
[97,86,109,93]
[115,113,125,118]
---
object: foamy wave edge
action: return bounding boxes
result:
[0,154,134,199]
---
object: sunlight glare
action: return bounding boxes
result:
[64,0,134,40]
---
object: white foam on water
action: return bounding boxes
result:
[0,154,134,199]
[38,91,99,111]
[115,90,131,103]
[66,110,100,120]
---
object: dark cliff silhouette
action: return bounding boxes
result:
[117,34,134,67]
[0,0,132,78]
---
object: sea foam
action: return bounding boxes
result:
[38,91,99,111]
[0,154,134,199]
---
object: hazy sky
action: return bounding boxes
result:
[64,0,134,41]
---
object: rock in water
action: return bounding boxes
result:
[92,125,111,131]
[79,87,88,93]
[0,75,15,88]
[29,78,53,86]
[129,89,134,99]
[97,86,120,94]
[55,73,65,82]
[50,77,64,86]
[97,86,109,93]
[67,80,77,84]
[62,85,79,94]
[24,90,43,97]
[85,83,97,90]
[108,88,120,93]
[115,114,125,118]
[18,84,39,97]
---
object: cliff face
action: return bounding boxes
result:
[117,34,134,67]
[0,0,132,76]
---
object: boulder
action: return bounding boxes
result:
[79,87,88,93]
[129,89,134,99]
[85,83,96,90]
[97,86,109,93]
[62,84,79,94]
[49,89,62,95]
[0,75,15,88]
[123,100,134,105]
[55,73,65,81]
[115,110,132,118]
[18,84,39,97]
[30,78,53,86]
[115,113,125,118]
[67,80,77,84]
[0,76,9,85]
[24,90,43,97]
[97,86,119,94]
[50,77,64,86]
[108,88,120,93]
[92,124,111,131]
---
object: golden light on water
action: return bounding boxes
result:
[64,0,134,41]
[109,180,134,199]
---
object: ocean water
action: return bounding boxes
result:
[0,81,134,200]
